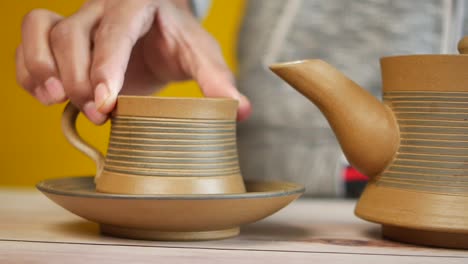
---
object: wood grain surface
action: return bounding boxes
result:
[0,188,467,263]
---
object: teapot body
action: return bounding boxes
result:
[355,54,468,248]
[369,55,468,194]
[270,50,468,248]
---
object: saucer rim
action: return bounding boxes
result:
[36,176,305,200]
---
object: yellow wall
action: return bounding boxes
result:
[0,0,245,186]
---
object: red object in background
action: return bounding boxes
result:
[343,166,369,181]
[343,166,369,198]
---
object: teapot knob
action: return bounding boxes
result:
[457,36,468,54]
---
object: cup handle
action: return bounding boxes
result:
[61,101,105,181]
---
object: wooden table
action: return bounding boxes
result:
[0,188,467,263]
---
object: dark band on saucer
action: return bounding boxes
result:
[36,176,305,200]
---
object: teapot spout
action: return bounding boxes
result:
[270,60,399,177]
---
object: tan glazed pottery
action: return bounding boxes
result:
[62,96,245,195]
[40,96,305,241]
[37,176,304,241]
[270,37,468,249]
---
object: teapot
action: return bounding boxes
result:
[270,37,468,249]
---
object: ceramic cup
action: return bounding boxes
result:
[61,96,246,195]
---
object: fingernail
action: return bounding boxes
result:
[83,101,107,124]
[95,83,111,113]
[44,77,66,102]
[34,86,53,106]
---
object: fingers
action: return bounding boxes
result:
[90,0,159,114]
[195,61,252,122]
[49,2,106,124]
[18,0,252,125]
[15,46,34,95]
[198,71,252,122]
[20,9,65,104]
[16,45,51,104]
[18,0,158,124]
[190,41,252,121]
[166,9,252,121]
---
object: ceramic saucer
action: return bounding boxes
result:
[37,176,304,241]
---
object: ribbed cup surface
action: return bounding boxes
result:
[380,91,468,195]
[103,116,240,178]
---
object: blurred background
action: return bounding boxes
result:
[0,0,245,186]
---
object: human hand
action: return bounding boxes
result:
[16,0,251,124]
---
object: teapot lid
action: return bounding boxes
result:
[458,36,468,54]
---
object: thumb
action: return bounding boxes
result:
[90,2,160,114]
